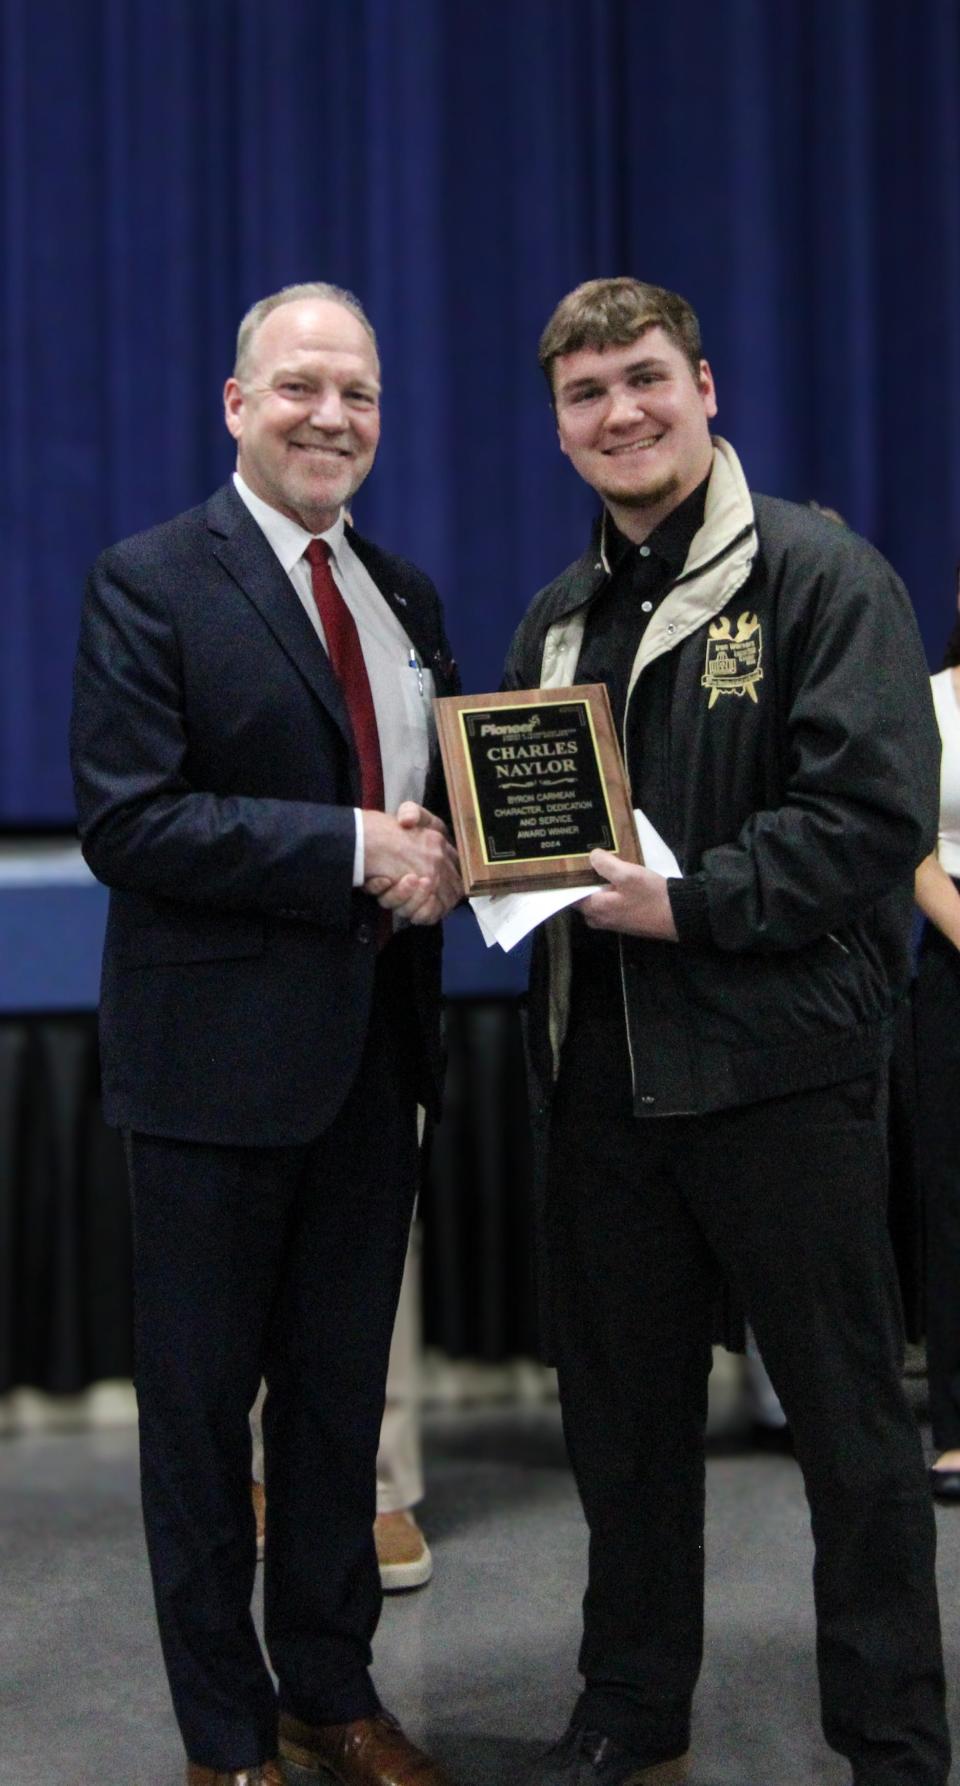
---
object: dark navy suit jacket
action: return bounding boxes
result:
[71,481,459,1146]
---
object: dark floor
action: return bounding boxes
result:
[0,1403,957,1786]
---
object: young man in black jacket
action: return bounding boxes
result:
[506,278,949,1786]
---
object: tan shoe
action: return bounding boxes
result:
[252,1478,266,1560]
[186,1762,282,1784]
[374,1509,433,1591]
[279,1710,457,1784]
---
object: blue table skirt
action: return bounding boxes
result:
[0,841,530,1012]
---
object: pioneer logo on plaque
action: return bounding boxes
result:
[434,684,641,896]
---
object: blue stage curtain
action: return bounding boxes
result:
[3,0,960,823]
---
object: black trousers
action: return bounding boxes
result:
[546,1008,949,1786]
[125,960,420,1771]
[914,926,960,1452]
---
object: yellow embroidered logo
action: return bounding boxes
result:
[701,611,763,709]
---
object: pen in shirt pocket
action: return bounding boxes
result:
[407,647,424,697]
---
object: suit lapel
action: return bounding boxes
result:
[203,489,458,804]
[347,526,458,695]
[205,485,355,751]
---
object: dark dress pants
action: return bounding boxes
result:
[914,923,960,1452]
[546,1007,949,1786]
[125,956,420,1771]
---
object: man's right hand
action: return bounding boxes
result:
[361,806,462,924]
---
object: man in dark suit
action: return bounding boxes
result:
[71,282,463,1786]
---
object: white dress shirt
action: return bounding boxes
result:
[931,668,960,876]
[233,472,435,885]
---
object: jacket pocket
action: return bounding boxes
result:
[118,914,265,965]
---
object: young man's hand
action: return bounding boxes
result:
[576,850,678,940]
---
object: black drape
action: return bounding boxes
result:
[0,1004,535,1392]
[0,1017,133,1391]
[1,997,926,1392]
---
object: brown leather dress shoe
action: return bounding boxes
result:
[186,1762,282,1784]
[278,1709,459,1784]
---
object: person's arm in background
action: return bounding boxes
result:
[915,852,960,950]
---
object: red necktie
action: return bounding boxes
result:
[306,539,385,811]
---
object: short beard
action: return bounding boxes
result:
[604,470,680,511]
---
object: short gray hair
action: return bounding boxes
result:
[233,282,379,382]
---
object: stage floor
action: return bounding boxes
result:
[1,1403,957,1786]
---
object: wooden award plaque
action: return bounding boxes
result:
[433,684,641,896]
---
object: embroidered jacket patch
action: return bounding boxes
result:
[702,611,763,708]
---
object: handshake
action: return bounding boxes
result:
[361,801,463,926]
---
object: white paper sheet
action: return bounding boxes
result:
[468,808,682,952]
[469,884,591,951]
[632,809,682,879]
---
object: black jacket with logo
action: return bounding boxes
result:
[503,439,939,1119]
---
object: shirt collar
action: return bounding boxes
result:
[599,467,710,571]
[602,473,710,578]
[232,471,346,571]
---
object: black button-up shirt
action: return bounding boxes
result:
[569,475,709,1010]
[575,474,709,742]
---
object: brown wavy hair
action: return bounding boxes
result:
[538,277,704,396]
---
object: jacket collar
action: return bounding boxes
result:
[538,439,758,698]
[544,436,756,625]
[345,524,457,692]
[205,481,354,744]
[675,436,755,584]
[204,482,457,734]
[625,436,757,689]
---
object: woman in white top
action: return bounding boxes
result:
[914,592,960,1500]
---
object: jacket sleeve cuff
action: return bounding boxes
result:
[667,874,713,946]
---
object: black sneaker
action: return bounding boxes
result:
[520,1721,690,1786]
